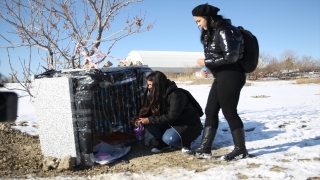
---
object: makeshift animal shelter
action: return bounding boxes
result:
[32,66,153,166]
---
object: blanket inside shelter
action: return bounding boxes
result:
[93,140,131,165]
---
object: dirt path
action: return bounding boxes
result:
[0,122,233,179]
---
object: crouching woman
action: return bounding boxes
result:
[137,71,203,154]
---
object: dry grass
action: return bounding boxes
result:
[165,73,256,86]
[171,76,199,81]
[189,78,214,85]
[165,72,320,85]
[164,72,198,81]
[296,78,320,84]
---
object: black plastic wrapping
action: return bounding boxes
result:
[35,66,152,165]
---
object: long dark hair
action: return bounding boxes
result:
[200,15,224,45]
[139,71,168,117]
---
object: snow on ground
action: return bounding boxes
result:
[1,80,320,179]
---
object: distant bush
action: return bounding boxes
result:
[0,75,10,84]
[296,78,320,84]
[164,72,198,80]
[165,72,256,86]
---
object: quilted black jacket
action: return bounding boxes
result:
[204,19,244,71]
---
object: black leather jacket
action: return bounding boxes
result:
[204,19,244,70]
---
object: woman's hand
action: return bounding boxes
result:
[200,70,209,78]
[138,117,150,124]
[131,116,139,124]
[197,58,205,66]
[197,58,209,78]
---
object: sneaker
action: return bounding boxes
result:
[181,147,194,155]
[151,141,170,153]
[195,152,212,159]
[221,147,249,161]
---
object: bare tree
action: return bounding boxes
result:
[268,57,281,77]
[248,52,269,80]
[278,50,299,79]
[245,50,319,80]
[296,55,316,72]
[314,59,320,70]
[0,0,154,84]
[4,46,40,96]
[259,52,269,75]
[259,52,280,78]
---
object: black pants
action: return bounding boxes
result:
[204,69,246,131]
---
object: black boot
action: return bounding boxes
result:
[223,128,249,161]
[192,126,217,159]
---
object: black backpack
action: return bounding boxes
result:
[237,26,259,73]
[176,88,204,117]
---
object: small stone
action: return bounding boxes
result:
[187,157,194,160]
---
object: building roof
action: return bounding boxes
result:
[125,50,204,69]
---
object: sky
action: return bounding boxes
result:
[1,80,320,179]
[1,0,320,80]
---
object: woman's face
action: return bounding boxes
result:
[194,16,207,30]
[147,80,153,90]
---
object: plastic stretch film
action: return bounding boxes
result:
[35,66,152,166]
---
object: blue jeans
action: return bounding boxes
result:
[145,123,181,147]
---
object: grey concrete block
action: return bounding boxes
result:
[33,77,81,165]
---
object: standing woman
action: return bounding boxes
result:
[191,3,249,160]
[137,71,203,154]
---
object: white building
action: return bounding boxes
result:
[124,50,204,73]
